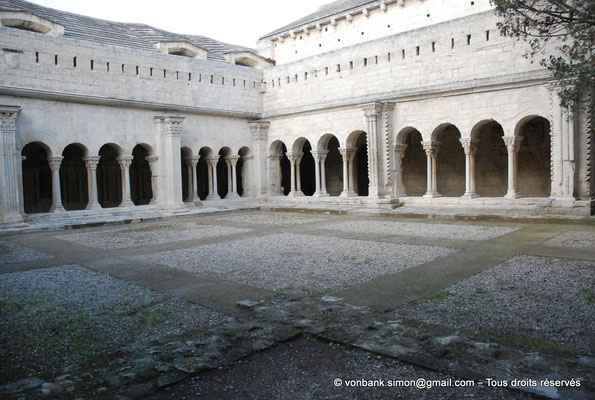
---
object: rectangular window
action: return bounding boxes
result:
[90,60,94,70]
[388,52,391,62]
[106,62,110,72]
[486,30,490,41]
[432,42,436,52]
[73,57,77,67]
[54,55,58,65]
[451,38,455,49]
[136,66,139,75]
[364,57,368,67]
[416,46,420,56]
[35,52,39,63]
[467,34,471,45]
[402,49,405,59]
[336,64,341,72]
[189,73,192,81]
[122,64,125,73]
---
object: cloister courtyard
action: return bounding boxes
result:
[0,209,593,399]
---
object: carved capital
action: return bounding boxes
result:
[145,155,159,164]
[117,155,133,168]
[394,144,408,153]
[286,153,298,164]
[226,155,240,166]
[359,102,383,122]
[47,156,63,170]
[249,120,270,141]
[459,138,478,155]
[422,141,440,157]
[207,155,220,166]
[157,116,185,137]
[0,106,21,132]
[83,156,100,168]
[503,135,522,153]
[310,150,329,162]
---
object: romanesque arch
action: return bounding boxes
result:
[433,124,465,197]
[472,120,507,197]
[97,144,122,208]
[291,137,315,196]
[217,147,231,198]
[22,142,52,213]
[516,116,551,197]
[398,128,426,196]
[317,134,342,196]
[131,144,153,205]
[269,140,290,196]
[180,147,193,202]
[60,143,88,210]
[346,131,369,196]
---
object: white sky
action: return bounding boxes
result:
[26,0,326,48]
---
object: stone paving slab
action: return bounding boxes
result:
[543,231,595,249]
[0,240,52,265]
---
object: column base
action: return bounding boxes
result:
[505,192,520,199]
[184,201,196,207]
[85,201,102,211]
[206,194,221,200]
[462,192,479,199]
[225,192,240,199]
[49,205,66,213]
[423,192,442,198]
[1,211,25,224]
[194,200,203,206]
[288,191,304,197]
[119,200,135,208]
[313,192,330,197]
[339,191,352,198]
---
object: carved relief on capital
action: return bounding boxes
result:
[249,121,270,141]
[359,102,383,121]
[310,150,329,162]
[394,144,408,154]
[422,141,440,156]
[47,156,64,170]
[0,111,19,132]
[503,135,523,153]
[117,155,133,168]
[206,155,220,166]
[83,156,100,168]
[161,116,185,137]
[286,152,299,164]
[226,155,241,166]
[459,138,478,155]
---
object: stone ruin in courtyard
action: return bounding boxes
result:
[0,0,593,225]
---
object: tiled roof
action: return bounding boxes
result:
[0,0,254,60]
[260,0,379,39]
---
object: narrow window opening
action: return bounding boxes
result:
[244,80,246,87]
[176,71,179,80]
[287,76,290,84]
[163,69,167,78]
[432,42,436,52]
[486,30,490,41]
[90,60,94,70]
[253,82,256,88]
[451,38,455,49]
[375,55,378,64]
[314,69,317,77]
[73,57,77,67]
[427,13,430,17]
[336,64,341,72]
[416,46,420,56]
[272,80,275,87]
[54,54,58,65]
[319,43,322,47]
[325,27,328,32]
[470,1,474,4]
[304,72,308,80]
[233,78,235,86]
[199,73,201,82]
[325,67,328,75]
[222,77,225,85]
[294,74,298,82]
[467,34,471,45]
[211,75,214,83]
[299,35,302,40]
[106,62,110,72]
[349,61,353,69]
[337,38,341,42]
[150,67,153,76]
[189,73,192,81]
[364,57,368,67]
[278,78,281,85]
[388,52,391,62]
[122,64,125,73]
[295,50,298,54]
[387,24,391,28]
[402,49,405,59]
[361,31,364,35]
[35,52,39,63]
[136,66,139,75]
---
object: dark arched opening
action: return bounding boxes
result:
[402,130,426,196]
[475,122,507,197]
[299,141,316,196]
[22,142,52,213]
[353,133,369,196]
[131,145,152,205]
[518,117,551,197]
[325,136,342,196]
[60,144,88,210]
[97,144,121,208]
[435,125,465,196]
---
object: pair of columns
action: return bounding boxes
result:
[203,155,241,200]
[182,156,202,206]
[395,135,522,199]
[338,148,357,197]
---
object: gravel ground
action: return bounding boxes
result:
[216,212,328,226]
[397,255,595,354]
[0,265,228,384]
[148,337,538,400]
[323,220,518,241]
[0,240,51,265]
[144,233,455,293]
[55,221,251,249]
[542,231,595,249]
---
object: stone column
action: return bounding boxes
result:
[83,156,101,210]
[249,121,270,197]
[295,152,304,194]
[117,155,134,207]
[268,154,282,195]
[311,151,323,196]
[47,156,65,213]
[422,141,441,197]
[145,155,159,205]
[154,116,186,209]
[240,154,254,197]
[287,153,299,196]
[348,149,357,196]
[207,156,221,200]
[226,155,240,199]
[339,148,350,197]
[459,138,479,198]
[190,156,202,205]
[504,135,522,199]
[359,102,383,198]
[319,150,329,196]
[393,144,407,197]
[0,106,24,223]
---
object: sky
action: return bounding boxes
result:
[26,0,327,48]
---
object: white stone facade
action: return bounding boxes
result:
[0,0,593,224]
